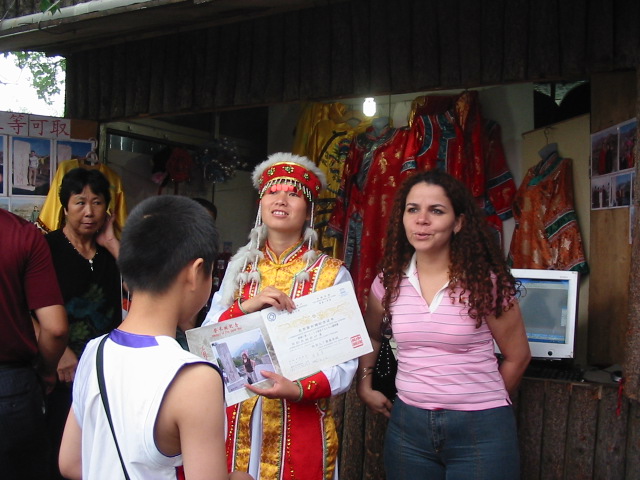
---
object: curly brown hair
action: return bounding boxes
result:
[379,170,518,327]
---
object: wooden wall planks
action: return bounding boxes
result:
[332,379,639,480]
[64,0,640,121]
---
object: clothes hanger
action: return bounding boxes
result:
[538,128,557,160]
[343,104,365,127]
[82,137,100,167]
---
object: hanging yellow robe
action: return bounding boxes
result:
[305,106,373,257]
[37,159,128,236]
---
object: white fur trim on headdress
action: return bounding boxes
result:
[221,153,326,305]
[219,224,267,305]
[252,152,327,195]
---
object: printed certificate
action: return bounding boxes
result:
[186,282,372,406]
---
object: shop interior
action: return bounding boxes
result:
[5,74,625,380]
[2,72,636,479]
[97,80,594,367]
[2,0,638,475]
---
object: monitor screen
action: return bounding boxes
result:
[496,268,579,359]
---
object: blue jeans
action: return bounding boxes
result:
[0,366,50,480]
[384,398,520,480]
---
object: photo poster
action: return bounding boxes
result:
[590,118,637,211]
[186,282,373,406]
[591,175,612,210]
[0,135,5,195]
[56,139,96,166]
[11,136,53,196]
[591,124,619,178]
[617,119,637,171]
[10,196,45,222]
[188,314,282,406]
[611,171,633,208]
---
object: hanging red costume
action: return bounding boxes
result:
[328,125,413,310]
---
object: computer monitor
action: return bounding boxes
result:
[496,268,580,360]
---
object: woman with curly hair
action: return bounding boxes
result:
[357,170,530,480]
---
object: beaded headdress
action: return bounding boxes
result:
[220,153,326,305]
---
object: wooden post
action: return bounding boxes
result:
[623,67,640,400]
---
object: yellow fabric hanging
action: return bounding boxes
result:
[37,159,128,236]
[291,102,345,157]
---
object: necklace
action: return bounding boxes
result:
[63,233,98,272]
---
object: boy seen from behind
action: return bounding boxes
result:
[59,195,252,480]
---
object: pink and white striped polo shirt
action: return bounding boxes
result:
[370,256,511,411]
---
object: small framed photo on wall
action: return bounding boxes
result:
[591,175,611,210]
[618,119,637,171]
[591,125,619,177]
[56,139,97,166]
[611,172,633,208]
[10,196,45,223]
[11,136,52,196]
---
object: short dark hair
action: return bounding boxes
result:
[118,195,219,294]
[192,197,217,220]
[59,168,111,209]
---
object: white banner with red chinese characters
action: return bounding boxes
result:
[0,112,70,140]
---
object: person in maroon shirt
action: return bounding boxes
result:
[0,208,68,479]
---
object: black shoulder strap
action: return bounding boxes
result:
[96,334,131,480]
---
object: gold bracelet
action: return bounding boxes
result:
[237,298,249,315]
[293,380,304,402]
[359,366,375,376]
[360,372,371,382]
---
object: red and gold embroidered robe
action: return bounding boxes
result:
[219,240,344,480]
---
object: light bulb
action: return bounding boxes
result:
[363,97,376,117]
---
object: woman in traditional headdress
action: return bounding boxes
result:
[203,152,356,480]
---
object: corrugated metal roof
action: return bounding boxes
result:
[0,0,319,54]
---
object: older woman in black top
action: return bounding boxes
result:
[44,167,123,479]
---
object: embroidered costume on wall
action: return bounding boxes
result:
[292,102,342,157]
[406,93,516,245]
[478,120,518,248]
[305,105,372,257]
[328,123,412,310]
[508,146,589,273]
[402,110,461,175]
[300,93,518,310]
[409,91,486,198]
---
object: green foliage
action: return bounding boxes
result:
[39,0,61,15]
[0,0,64,108]
[3,52,65,105]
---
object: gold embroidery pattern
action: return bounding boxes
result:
[320,399,338,480]
[232,396,260,472]
[229,241,343,479]
[259,398,285,479]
